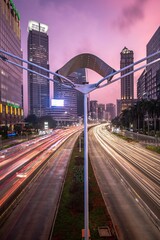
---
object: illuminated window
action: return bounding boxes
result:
[6,105,8,114]
[0,104,2,113]
[14,108,17,115]
[10,106,13,114]
[18,108,20,115]
[21,109,23,116]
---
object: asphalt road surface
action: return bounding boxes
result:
[0,131,81,240]
[88,124,160,240]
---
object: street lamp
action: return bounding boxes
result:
[0,49,160,240]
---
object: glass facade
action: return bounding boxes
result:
[146,26,160,99]
[0,0,23,126]
[137,27,160,100]
[120,47,134,100]
[117,47,135,115]
[28,21,49,117]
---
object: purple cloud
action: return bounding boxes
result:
[114,0,148,30]
[38,0,81,8]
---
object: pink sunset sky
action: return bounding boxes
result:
[14,0,160,114]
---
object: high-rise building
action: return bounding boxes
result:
[106,103,116,120]
[27,20,49,117]
[0,0,23,128]
[137,26,160,100]
[53,68,86,124]
[120,47,134,100]
[90,100,98,120]
[137,70,147,99]
[54,72,78,123]
[98,104,105,121]
[117,47,135,115]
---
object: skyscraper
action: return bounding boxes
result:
[106,103,116,120]
[98,104,105,121]
[120,47,134,100]
[146,26,160,99]
[137,26,160,100]
[0,0,23,128]
[53,68,86,124]
[117,47,134,115]
[28,20,49,117]
[90,100,98,120]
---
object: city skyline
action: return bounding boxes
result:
[13,0,160,114]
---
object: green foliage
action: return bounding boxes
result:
[24,114,38,129]
[24,114,57,129]
[112,99,160,134]
[146,145,160,154]
[38,115,57,129]
[0,126,8,139]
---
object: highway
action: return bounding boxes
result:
[89,124,160,240]
[0,126,82,212]
[0,128,82,240]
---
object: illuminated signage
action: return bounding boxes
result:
[44,122,48,130]
[7,102,20,108]
[9,0,20,20]
[28,21,48,33]
[51,99,64,107]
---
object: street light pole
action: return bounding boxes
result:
[84,92,89,240]
[0,49,160,240]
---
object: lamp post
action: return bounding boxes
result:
[0,49,160,240]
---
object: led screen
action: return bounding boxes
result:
[51,99,64,107]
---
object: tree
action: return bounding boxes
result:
[0,126,8,139]
[38,115,57,129]
[24,114,38,129]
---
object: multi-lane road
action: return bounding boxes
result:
[0,127,82,213]
[0,124,160,240]
[0,127,82,240]
[89,124,160,240]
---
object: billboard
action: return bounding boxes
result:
[51,99,64,107]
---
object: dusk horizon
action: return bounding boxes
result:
[13,0,160,115]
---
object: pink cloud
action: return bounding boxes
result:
[113,0,148,31]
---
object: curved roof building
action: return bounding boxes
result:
[56,53,115,78]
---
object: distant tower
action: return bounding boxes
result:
[98,104,105,121]
[117,47,134,115]
[106,103,116,120]
[90,100,98,120]
[120,47,134,100]
[27,20,49,117]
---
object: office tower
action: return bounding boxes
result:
[28,20,49,117]
[137,70,147,100]
[146,26,160,99]
[90,100,98,120]
[106,103,116,120]
[120,47,134,100]
[53,68,86,124]
[137,27,160,100]
[0,0,23,128]
[117,47,134,115]
[98,104,105,121]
